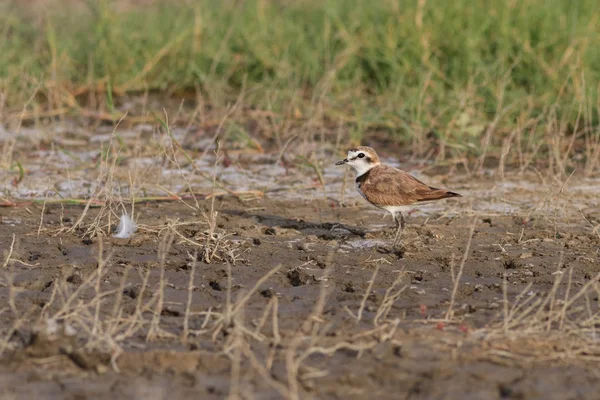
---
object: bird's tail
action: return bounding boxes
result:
[440,190,461,198]
[416,187,462,202]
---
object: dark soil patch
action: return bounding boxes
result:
[0,194,599,399]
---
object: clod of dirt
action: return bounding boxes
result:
[455,303,476,316]
[296,243,313,252]
[81,237,93,245]
[436,256,451,271]
[315,255,332,269]
[263,227,277,235]
[25,319,77,358]
[458,285,476,299]
[482,217,492,226]
[376,245,405,258]
[112,235,146,247]
[287,268,310,287]
[68,350,108,373]
[393,247,405,258]
[413,271,425,282]
[209,280,223,291]
[503,258,521,269]
[260,288,275,298]
[66,273,83,285]
[421,229,440,239]
[161,307,181,317]
[343,282,355,293]
[372,342,401,361]
[498,384,520,398]
[253,238,261,246]
[514,216,533,226]
[28,252,41,262]
[123,285,140,299]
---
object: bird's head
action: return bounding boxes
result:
[335,146,381,176]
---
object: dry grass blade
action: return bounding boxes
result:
[147,231,176,341]
[231,265,282,316]
[347,265,379,322]
[182,251,198,342]
[374,269,408,326]
[445,217,476,320]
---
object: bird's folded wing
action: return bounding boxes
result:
[361,166,452,205]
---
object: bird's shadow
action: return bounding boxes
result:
[221,209,368,239]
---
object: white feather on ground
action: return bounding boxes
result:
[114,213,137,239]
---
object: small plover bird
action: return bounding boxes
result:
[336,146,461,249]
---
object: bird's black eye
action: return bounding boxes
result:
[358,153,365,158]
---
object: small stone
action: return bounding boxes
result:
[287,268,310,287]
[296,243,312,252]
[343,282,355,293]
[260,288,275,298]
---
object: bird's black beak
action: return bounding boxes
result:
[335,158,347,166]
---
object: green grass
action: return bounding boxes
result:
[1,0,599,157]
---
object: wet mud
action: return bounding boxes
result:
[1,125,600,398]
[1,187,600,399]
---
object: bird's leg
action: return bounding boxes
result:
[392,211,405,249]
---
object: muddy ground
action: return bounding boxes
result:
[1,186,600,399]
[1,125,600,399]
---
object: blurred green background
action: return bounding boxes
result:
[1,0,599,153]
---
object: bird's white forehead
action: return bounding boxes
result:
[348,150,362,159]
